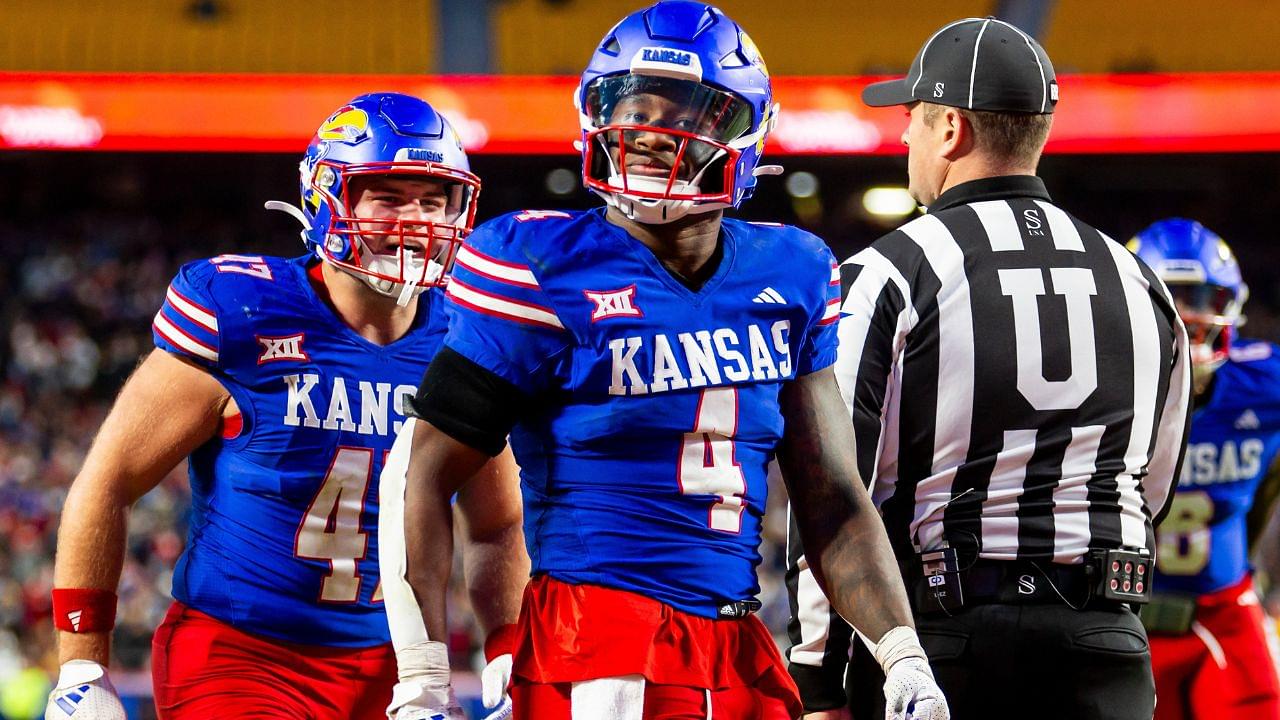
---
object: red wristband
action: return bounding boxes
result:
[52,588,118,633]
[484,623,519,662]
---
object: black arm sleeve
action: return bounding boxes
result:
[405,346,527,457]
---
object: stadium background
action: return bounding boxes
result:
[1,1,1278,717]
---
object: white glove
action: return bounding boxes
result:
[387,641,465,720]
[45,660,126,720]
[865,626,949,720]
[883,657,949,720]
[480,653,513,720]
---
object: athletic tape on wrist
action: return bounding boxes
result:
[867,626,929,674]
[484,623,518,663]
[396,640,452,686]
[51,588,117,634]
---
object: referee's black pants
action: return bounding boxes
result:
[848,604,1156,720]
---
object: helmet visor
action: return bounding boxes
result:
[1168,282,1240,369]
[584,75,754,143]
[1167,282,1237,323]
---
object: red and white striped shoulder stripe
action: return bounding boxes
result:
[447,249,564,330]
[153,286,220,362]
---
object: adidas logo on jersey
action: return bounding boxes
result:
[1235,409,1261,430]
[752,288,786,304]
[67,610,82,632]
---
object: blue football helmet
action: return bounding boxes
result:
[268,92,480,304]
[1129,218,1248,372]
[576,1,780,224]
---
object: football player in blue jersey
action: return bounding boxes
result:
[46,93,527,720]
[1130,218,1280,719]
[380,3,948,719]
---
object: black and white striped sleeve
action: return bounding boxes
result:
[785,243,916,710]
[1112,241,1193,521]
[831,245,916,461]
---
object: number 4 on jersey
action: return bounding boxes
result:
[295,447,382,603]
[679,387,747,533]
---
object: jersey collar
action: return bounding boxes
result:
[927,174,1051,213]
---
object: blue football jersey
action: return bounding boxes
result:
[151,254,445,647]
[1154,340,1280,595]
[444,208,839,619]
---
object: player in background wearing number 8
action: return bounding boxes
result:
[45,93,527,720]
[1130,219,1280,720]
[382,2,947,718]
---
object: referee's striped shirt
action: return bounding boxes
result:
[786,175,1191,707]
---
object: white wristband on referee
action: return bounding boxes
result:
[865,626,929,674]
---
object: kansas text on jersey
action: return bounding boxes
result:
[152,254,446,647]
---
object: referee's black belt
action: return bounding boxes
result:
[913,559,1132,614]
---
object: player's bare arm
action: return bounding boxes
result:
[54,348,233,665]
[776,366,912,640]
[455,446,528,635]
[779,366,948,718]
[402,418,494,641]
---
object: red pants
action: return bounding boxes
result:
[510,576,801,719]
[151,602,396,720]
[1150,576,1280,720]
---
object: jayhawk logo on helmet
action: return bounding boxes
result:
[317,106,370,143]
[739,30,768,78]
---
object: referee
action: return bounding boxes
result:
[787,17,1192,720]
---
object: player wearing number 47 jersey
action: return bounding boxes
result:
[382,3,947,720]
[46,94,526,720]
[1130,219,1280,720]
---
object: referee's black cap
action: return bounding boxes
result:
[862,17,1058,114]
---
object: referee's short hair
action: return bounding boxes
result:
[923,102,1053,167]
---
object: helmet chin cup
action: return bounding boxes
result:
[603,173,698,224]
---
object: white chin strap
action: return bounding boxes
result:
[354,238,444,307]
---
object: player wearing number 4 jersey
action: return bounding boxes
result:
[383,3,947,720]
[1130,219,1280,720]
[47,94,526,720]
